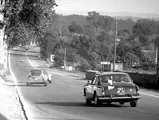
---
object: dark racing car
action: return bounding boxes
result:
[83,72,141,107]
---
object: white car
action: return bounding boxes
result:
[26,69,52,86]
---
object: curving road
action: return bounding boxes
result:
[9,47,159,120]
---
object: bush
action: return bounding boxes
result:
[76,58,92,72]
[140,55,156,71]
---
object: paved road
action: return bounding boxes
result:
[9,48,159,120]
[0,114,8,120]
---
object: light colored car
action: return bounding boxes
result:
[26,69,51,86]
[83,72,141,107]
[45,70,52,83]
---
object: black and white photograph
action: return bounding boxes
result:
[0,0,159,120]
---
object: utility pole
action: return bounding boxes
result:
[156,47,158,64]
[113,21,117,71]
[156,46,159,86]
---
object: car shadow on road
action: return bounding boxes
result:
[11,53,38,58]
[34,101,124,108]
[12,49,26,52]
[7,82,46,87]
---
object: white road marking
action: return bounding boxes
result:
[131,107,145,113]
[26,52,38,69]
[50,71,66,76]
[9,50,33,120]
[140,92,159,98]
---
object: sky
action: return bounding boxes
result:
[55,0,159,16]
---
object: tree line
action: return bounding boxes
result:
[3,1,159,72]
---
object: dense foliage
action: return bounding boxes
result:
[4,1,159,72]
[48,12,159,72]
[4,0,57,48]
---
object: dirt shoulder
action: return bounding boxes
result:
[0,74,26,120]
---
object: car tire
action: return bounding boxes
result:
[44,82,47,87]
[26,81,29,86]
[85,96,91,105]
[48,80,52,83]
[130,100,137,107]
[119,102,124,105]
[94,93,101,107]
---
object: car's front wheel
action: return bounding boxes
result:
[85,96,91,105]
[44,82,47,87]
[48,79,52,83]
[26,81,29,86]
[130,100,137,107]
[94,93,101,107]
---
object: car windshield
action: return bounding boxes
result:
[30,70,42,76]
[99,74,131,83]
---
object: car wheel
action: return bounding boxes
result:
[119,102,124,105]
[130,100,137,107]
[44,82,47,87]
[26,81,29,86]
[94,93,101,107]
[48,80,52,83]
[85,96,91,105]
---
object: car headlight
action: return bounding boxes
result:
[135,85,139,93]
[102,92,105,96]
[101,87,105,96]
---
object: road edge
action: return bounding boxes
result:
[8,50,33,120]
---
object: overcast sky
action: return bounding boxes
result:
[55,0,159,16]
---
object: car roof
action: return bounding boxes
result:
[95,72,128,76]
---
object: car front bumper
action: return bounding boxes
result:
[98,95,141,102]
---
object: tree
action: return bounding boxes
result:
[68,21,84,34]
[140,55,156,71]
[86,11,115,36]
[116,41,132,58]
[4,0,57,48]
[132,19,158,47]
[154,35,159,48]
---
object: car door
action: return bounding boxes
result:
[86,76,98,99]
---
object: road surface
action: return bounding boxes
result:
[0,114,8,120]
[9,48,159,120]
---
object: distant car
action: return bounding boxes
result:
[25,45,30,50]
[26,69,52,86]
[83,72,141,107]
[45,70,52,83]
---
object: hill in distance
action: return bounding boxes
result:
[58,11,159,31]
[58,14,136,31]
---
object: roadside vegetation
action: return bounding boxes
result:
[3,0,159,72]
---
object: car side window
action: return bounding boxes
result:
[92,76,100,85]
[96,77,100,85]
[99,75,110,83]
[92,76,97,85]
